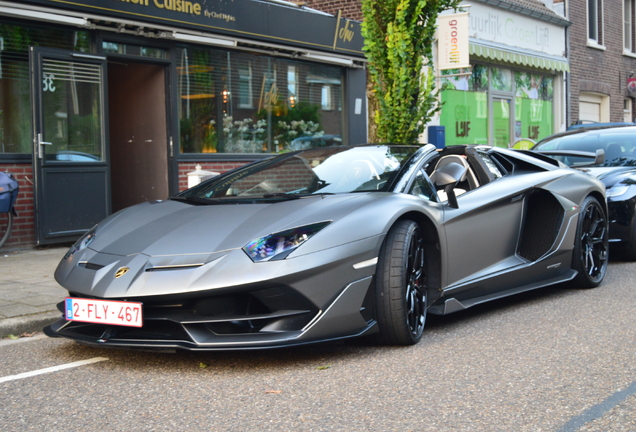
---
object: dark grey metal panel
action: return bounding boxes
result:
[39,166,109,242]
[344,68,367,145]
[22,0,365,57]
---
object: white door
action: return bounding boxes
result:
[579,93,602,122]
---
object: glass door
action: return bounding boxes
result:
[492,97,512,148]
[30,47,110,244]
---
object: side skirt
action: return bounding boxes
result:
[428,269,577,315]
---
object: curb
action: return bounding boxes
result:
[0,312,61,337]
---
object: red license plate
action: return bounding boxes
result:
[65,298,143,327]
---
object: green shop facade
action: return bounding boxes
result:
[0,0,367,249]
[434,1,569,149]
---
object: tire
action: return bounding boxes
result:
[374,220,427,345]
[0,211,13,249]
[570,196,608,288]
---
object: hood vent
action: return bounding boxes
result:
[145,263,204,272]
[77,261,105,271]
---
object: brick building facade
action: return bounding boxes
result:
[302,0,362,21]
[0,0,367,251]
[566,0,636,124]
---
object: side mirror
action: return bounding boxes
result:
[594,149,605,165]
[430,162,467,209]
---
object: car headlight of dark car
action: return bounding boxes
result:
[243,221,331,262]
[606,175,636,198]
[606,184,630,198]
[64,225,97,259]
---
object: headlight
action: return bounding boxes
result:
[64,225,97,259]
[243,221,331,262]
[606,184,630,198]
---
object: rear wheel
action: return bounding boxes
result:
[375,220,427,345]
[0,211,13,249]
[570,196,608,288]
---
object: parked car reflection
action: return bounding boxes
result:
[289,135,342,151]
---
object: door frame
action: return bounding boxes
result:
[30,47,111,245]
[95,32,178,198]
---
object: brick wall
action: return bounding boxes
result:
[177,161,248,191]
[568,0,636,124]
[0,164,35,250]
[303,0,362,21]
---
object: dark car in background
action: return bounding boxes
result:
[533,125,636,260]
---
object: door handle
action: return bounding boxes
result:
[37,133,52,159]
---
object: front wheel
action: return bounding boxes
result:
[570,196,608,288]
[374,220,427,345]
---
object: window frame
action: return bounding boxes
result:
[625,0,635,54]
[587,0,605,48]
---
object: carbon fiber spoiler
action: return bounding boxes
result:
[534,149,605,166]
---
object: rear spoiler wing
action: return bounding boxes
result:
[534,149,605,166]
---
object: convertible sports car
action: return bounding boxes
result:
[533,125,636,260]
[45,144,608,351]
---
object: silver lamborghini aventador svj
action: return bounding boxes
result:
[45,144,609,351]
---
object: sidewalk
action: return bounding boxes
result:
[0,246,68,337]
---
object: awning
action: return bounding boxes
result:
[469,41,569,72]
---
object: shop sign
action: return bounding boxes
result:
[438,12,470,70]
[21,0,364,57]
[628,77,636,95]
[466,2,565,57]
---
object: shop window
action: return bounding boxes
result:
[625,0,635,53]
[491,67,512,92]
[514,73,553,143]
[439,65,489,146]
[0,22,89,156]
[588,0,604,46]
[177,47,343,154]
[321,85,333,110]
[238,63,253,108]
[287,65,298,107]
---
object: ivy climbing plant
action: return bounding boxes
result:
[361,0,461,143]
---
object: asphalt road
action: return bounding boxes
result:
[1,261,635,432]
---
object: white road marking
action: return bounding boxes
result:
[0,357,109,384]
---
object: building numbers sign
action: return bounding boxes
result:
[43,73,56,92]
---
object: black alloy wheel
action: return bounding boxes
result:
[375,220,427,345]
[571,196,608,288]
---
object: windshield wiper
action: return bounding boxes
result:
[170,196,223,205]
[262,192,336,200]
[262,193,303,200]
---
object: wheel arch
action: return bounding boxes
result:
[391,211,443,305]
[588,190,608,217]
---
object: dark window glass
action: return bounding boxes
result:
[176,47,344,154]
[0,22,89,155]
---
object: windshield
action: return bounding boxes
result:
[535,128,636,167]
[179,145,419,201]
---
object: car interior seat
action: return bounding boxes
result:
[433,155,480,191]
[604,143,623,162]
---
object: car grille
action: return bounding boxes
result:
[55,286,319,348]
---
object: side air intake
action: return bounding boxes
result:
[517,190,564,261]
